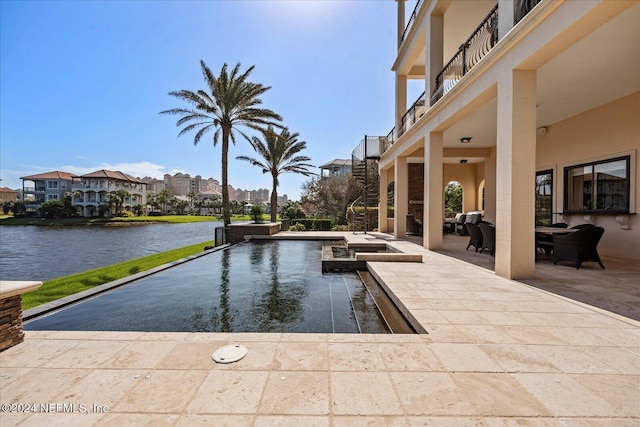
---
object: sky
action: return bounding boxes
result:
[0,0,416,200]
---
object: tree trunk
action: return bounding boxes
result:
[221,126,231,230]
[270,173,278,223]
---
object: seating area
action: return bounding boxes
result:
[553,225,606,269]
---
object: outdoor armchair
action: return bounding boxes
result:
[537,222,568,256]
[478,222,496,256]
[553,226,605,269]
[465,222,484,252]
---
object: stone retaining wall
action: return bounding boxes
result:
[0,295,24,352]
[229,222,281,244]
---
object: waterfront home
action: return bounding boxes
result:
[0,187,18,204]
[72,169,148,217]
[319,159,353,179]
[371,0,639,279]
[19,171,76,216]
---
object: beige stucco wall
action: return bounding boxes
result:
[536,92,640,260]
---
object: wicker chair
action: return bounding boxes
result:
[478,222,496,256]
[454,213,467,235]
[406,214,423,236]
[570,223,596,230]
[553,226,605,269]
[465,223,484,252]
[537,222,568,256]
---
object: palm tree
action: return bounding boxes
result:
[237,126,314,223]
[157,189,172,214]
[160,60,282,230]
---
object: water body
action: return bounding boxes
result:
[25,240,390,333]
[0,221,222,281]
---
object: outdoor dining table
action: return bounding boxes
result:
[534,226,577,260]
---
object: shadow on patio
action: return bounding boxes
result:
[398,233,640,322]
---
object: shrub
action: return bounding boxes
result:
[289,222,306,231]
[118,209,134,217]
[290,218,331,231]
[331,225,350,231]
[250,205,264,224]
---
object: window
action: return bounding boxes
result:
[564,156,630,214]
[47,194,59,201]
[47,180,59,189]
[535,169,553,225]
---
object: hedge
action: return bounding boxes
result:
[290,218,332,231]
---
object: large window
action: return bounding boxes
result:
[535,169,553,225]
[47,180,59,189]
[564,155,630,214]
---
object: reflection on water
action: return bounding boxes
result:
[251,242,305,332]
[0,221,221,280]
[25,240,390,334]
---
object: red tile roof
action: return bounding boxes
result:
[20,171,77,181]
[0,187,19,193]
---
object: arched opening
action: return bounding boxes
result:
[444,181,463,217]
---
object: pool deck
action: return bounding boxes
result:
[1,231,638,425]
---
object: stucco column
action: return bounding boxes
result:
[424,132,443,249]
[396,74,407,136]
[394,156,409,238]
[378,166,389,233]
[495,69,537,279]
[427,13,444,102]
[397,0,405,48]
[483,147,497,223]
[498,0,515,41]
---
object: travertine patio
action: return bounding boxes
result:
[1,232,638,425]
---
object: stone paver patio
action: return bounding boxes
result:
[1,231,638,425]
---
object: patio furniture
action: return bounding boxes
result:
[406,214,423,236]
[536,222,568,256]
[571,223,596,230]
[553,226,605,269]
[453,213,467,235]
[478,222,496,256]
[465,222,484,252]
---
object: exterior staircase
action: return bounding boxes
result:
[350,136,389,232]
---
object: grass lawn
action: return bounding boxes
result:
[22,240,214,309]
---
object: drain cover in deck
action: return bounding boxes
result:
[212,344,248,364]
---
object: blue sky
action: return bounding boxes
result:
[1,0,418,200]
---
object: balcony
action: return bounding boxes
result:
[430,4,499,105]
[389,1,543,150]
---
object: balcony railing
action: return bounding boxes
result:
[401,0,424,43]
[515,0,542,25]
[399,91,427,138]
[431,4,498,105]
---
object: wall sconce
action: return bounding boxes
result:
[460,137,472,144]
[536,127,548,136]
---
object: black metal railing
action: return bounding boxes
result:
[401,0,425,43]
[214,226,227,247]
[514,0,542,25]
[399,91,426,137]
[430,4,499,105]
[386,127,396,145]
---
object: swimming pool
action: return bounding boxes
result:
[24,240,392,333]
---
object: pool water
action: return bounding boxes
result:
[24,240,391,333]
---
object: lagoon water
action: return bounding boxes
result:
[0,221,222,281]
